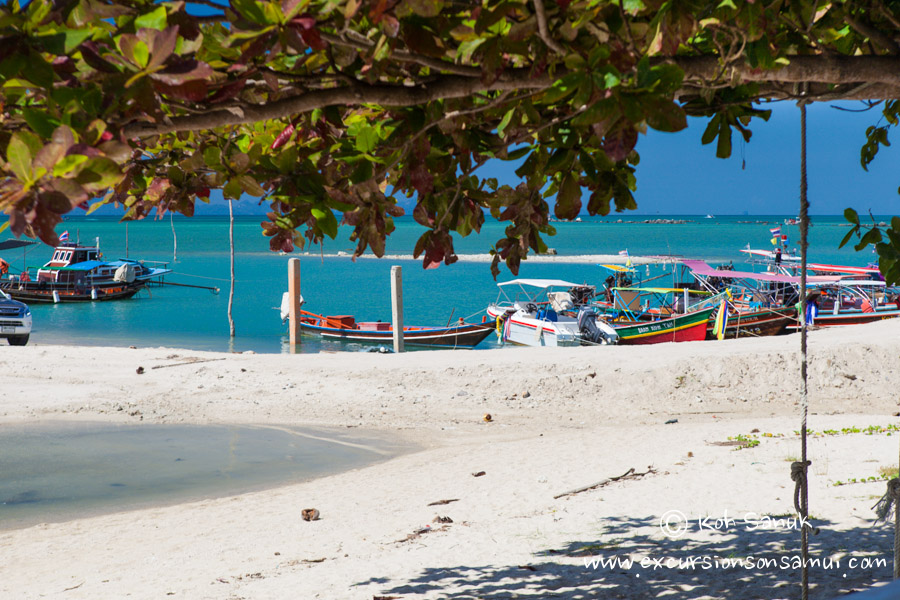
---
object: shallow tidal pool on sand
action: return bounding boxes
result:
[0,421,409,530]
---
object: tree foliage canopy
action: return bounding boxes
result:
[1,0,900,277]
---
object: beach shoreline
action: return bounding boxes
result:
[2,320,899,598]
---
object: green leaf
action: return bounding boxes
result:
[505,146,530,161]
[35,28,95,55]
[74,157,124,191]
[855,227,882,252]
[132,40,149,68]
[645,99,687,133]
[24,51,54,88]
[311,207,338,238]
[715,121,732,158]
[52,154,88,177]
[23,107,59,139]
[701,115,720,145]
[843,207,860,225]
[135,6,168,30]
[554,174,582,220]
[223,178,243,199]
[354,126,378,153]
[497,108,515,138]
[203,147,222,168]
[231,0,268,24]
[838,226,857,249]
[6,132,35,182]
[238,174,265,196]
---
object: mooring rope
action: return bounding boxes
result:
[797,98,812,600]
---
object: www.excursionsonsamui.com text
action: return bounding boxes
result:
[584,554,887,572]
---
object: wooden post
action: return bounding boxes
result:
[227,199,235,338]
[288,258,301,346]
[391,265,404,353]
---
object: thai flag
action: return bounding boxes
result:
[618,249,629,256]
[59,230,69,242]
[769,227,781,236]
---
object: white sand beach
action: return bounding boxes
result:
[1,320,899,599]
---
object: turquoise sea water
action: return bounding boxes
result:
[2,214,881,353]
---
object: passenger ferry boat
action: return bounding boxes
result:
[0,239,171,303]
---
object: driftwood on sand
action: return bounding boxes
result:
[553,466,657,500]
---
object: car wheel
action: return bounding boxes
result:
[8,334,28,346]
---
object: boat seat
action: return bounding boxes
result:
[536,308,558,322]
[548,292,574,312]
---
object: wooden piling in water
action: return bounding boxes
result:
[288,258,301,346]
[391,265,404,353]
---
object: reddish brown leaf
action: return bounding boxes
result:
[208,77,248,103]
[271,123,296,150]
[409,164,434,197]
[603,126,637,162]
[152,79,208,101]
[150,59,215,86]
[298,26,326,51]
[412,201,434,227]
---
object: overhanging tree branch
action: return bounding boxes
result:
[125,55,900,138]
[122,71,551,138]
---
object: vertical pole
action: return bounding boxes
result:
[682,287,689,313]
[288,258,301,346]
[171,211,177,263]
[391,265,404,353]
[228,199,235,338]
[798,100,811,600]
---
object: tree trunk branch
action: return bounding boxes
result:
[122,56,900,139]
[122,71,550,138]
[534,0,566,56]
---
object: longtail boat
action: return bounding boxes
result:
[612,306,716,345]
[705,306,795,339]
[293,310,494,349]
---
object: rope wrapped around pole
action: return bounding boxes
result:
[872,478,900,579]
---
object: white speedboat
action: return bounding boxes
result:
[486,279,618,347]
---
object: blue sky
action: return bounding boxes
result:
[468,99,899,216]
[130,100,899,218]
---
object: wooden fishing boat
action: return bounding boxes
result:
[612,306,716,345]
[0,279,144,303]
[0,238,170,303]
[296,310,494,349]
[705,306,795,339]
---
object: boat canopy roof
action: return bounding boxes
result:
[613,286,713,295]
[807,263,882,275]
[497,278,580,288]
[598,264,634,273]
[46,260,105,271]
[0,239,36,251]
[683,260,841,285]
[740,248,801,261]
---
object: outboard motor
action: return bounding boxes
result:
[577,307,619,345]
